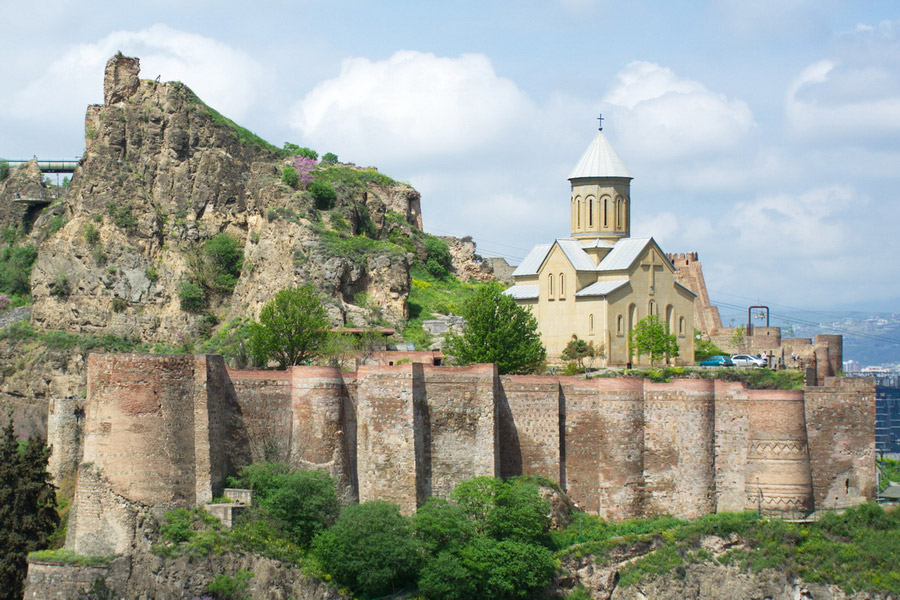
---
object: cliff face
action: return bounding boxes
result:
[28,55,421,344]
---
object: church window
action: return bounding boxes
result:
[616,198,625,230]
[559,273,565,298]
[679,316,686,337]
[666,305,674,333]
[548,274,554,299]
[576,200,581,229]
[603,197,608,227]
[617,315,623,336]
[589,314,594,334]
[649,300,656,315]
[588,198,594,227]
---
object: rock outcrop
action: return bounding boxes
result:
[28,54,422,344]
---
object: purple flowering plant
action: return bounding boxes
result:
[292,155,317,185]
[0,294,9,310]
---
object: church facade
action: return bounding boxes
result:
[504,128,695,366]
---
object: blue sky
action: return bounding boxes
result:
[2,0,899,313]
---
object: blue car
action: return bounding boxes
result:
[699,355,734,367]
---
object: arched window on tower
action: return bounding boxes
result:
[576,199,582,229]
[548,274,554,299]
[616,197,625,230]
[588,197,594,228]
[603,197,609,227]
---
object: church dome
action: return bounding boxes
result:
[568,129,632,180]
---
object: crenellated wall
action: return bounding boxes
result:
[62,355,876,551]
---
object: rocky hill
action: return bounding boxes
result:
[24,54,427,345]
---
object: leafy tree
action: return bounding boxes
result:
[629,315,679,364]
[178,281,206,312]
[444,282,546,375]
[561,336,604,370]
[0,418,59,600]
[456,536,556,600]
[320,152,339,164]
[228,463,339,547]
[424,236,453,280]
[413,497,475,556]
[450,477,550,544]
[0,160,8,181]
[693,329,725,362]
[313,501,420,599]
[309,180,336,210]
[248,286,330,368]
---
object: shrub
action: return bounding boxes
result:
[310,180,336,210]
[0,244,37,296]
[247,286,329,368]
[83,224,100,246]
[50,274,70,298]
[46,215,67,236]
[178,281,207,312]
[424,236,453,279]
[106,202,138,229]
[0,159,8,181]
[292,156,317,185]
[313,501,420,599]
[111,297,127,313]
[321,152,338,164]
[206,570,254,600]
[281,166,299,188]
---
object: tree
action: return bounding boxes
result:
[248,286,330,369]
[450,476,550,544]
[313,501,420,599]
[629,315,679,364]
[444,282,546,375]
[228,463,339,547]
[561,336,604,370]
[321,152,339,164]
[0,418,59,600]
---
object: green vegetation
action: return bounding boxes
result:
[27,548,114,567]
[105,202,138,229]
[0,244,37,297]
[1,419,59,600]
[879,457,900,491]
[227,463,339,547]
[444,282,546,375]
[280,165,299,188]
[561,336,603,373]
[83,223,100,246]
[283,143,318,160]
[0,159,9,181]
[202,317,254,368]
[46,215,67,236]
[629,315,679,364]
[424,235,453,280]
[313,501,421,599]
[314,164,397,190]
[404,264,480,349]
[316,228,405,267]
[693,330,725,362]
[179,233,245,311]
[310,180,337,210]
[248,286,330,369]
[0,320,159,354]
[321,152,338,164]
[553,504,900,596]
[616,366,805,389]
[206,570,254,600]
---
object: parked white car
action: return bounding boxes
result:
[731,354,767,368]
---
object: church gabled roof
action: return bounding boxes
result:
[511,243,554,277]
[557,239,599,271]
[568,129,633,180]
[575,279,630,297]
[596,237,653,271]
[502,285,539,300]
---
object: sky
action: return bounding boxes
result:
[1,0,899,315]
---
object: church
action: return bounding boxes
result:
[503,125,696,366]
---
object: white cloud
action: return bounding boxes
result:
[290,51,537,165]
[601,61,755,161]
[787,20,900,141]
[11,24,270,125]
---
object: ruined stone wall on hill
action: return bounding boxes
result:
[63,355,877,548]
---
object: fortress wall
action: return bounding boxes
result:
[563,377,645,520]
[70,354,224,555]
[804,377,876,510]
[228,369,293,462]
[643,380,716,519]
[24,560,112,600]
[356,364,425,513]
[745,389,813,513]
[815,335,843,380]
[713,381,752,513]
[47,395,83,485]
[497,375,561,483]
[421,364,498,499]
[289,367,353,500]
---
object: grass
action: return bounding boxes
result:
[403,264,482,349]
[554,504,900,595]
[0,320,186,354]
[313,164,398,190]
[616,366,805,389]
[28,548,116,566]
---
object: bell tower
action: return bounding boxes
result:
[569,118,633,243]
